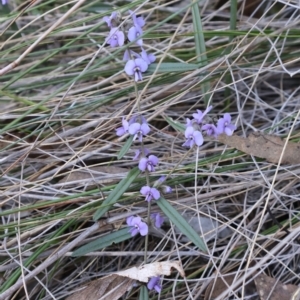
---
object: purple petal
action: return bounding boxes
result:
[128,122,140,135]
[151,188,160,200]
[147,277,161,293]
[135,16,145,28]
[129,227,139,236]
[223,113,232,123]
[224,126,234,136]
[140,186,151,196]
[126,216,134,226]
[138,157,148,172]
[139,222,148,236]
[184,126,194,138]
[153,213,164,228]
[128,26,138,42]
[194,131,204,146]
[182,139,193,148]
[135,58,148,72]
[149,155,159,166]
[116,127,125,136]
[140,123,150,135]
[124,60,135,76]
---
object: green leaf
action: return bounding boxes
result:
[191,1,210,104]
[164,116,185,133]
[72,228,132,257]
[157,197,207,252]
[147,62,198,73]
[139,285,149,300]
[93,167,140,221]
[118,135,134,160]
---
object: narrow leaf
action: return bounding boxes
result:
[191,1,210,104]
[147,62,198,73]
[164,116,185,133]
[157,197,207,252]
[72,228,132,257]
[118,135,134,160]
[139,286,149,300]
[93,167,140,221]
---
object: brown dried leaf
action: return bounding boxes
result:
[218,132,300,164]
[66,261,185,300]
[65,274,133,300]
[254,273,300,300]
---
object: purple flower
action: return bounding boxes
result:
[128,122,150,142]
[129,10,145,29]
[133,148,150,160]
[141,49,156,65]
[124,58,148,81]
[103,12,118,28]
[116,117,129,136]
[192,106,213,125]
[139,155,159,172]
[126,216,148,236]
[147,277,161,293]
[106,28,125,47]
[151,213,164,228]
[128,26,143,46]
[202,123,218,138]
[140,186,160,202]
[217,113,236,136]
[182,126,203,148]
[116,117,136,136]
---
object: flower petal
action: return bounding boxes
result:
[124,60,135,76]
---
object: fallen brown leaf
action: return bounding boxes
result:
[254,273,300,300]
[66,261,185,300]
[65,274,133,300]
[218,132,300,164]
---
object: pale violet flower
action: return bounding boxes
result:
[217,113,236,136]
[126,216,148,236]
[151,213,164,228]
[193,106,213,125]
[124,58,148,81]
[140,186,160,202]
[103,12,118,28]
[147,277,161,293]
[106,28,125,47]
[133,148,150,160]
[140,49,155,65]
[139,155,159,172]
[202,123,218,138]
[182,127,203,148]
[128,26,143,46]
[128,122,150,142]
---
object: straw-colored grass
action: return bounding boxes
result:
[1,0,300,299]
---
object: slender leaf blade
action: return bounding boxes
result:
[118,135,134,160]
[147,62,198,73]
[164,116,185,133]
[157,197,207,252]
[72,228,131,257]
[93,167,140,221]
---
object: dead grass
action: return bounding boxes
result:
[1,0,300,299]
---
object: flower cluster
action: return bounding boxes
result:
[103,10,156,81]
[183,107,237,148]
